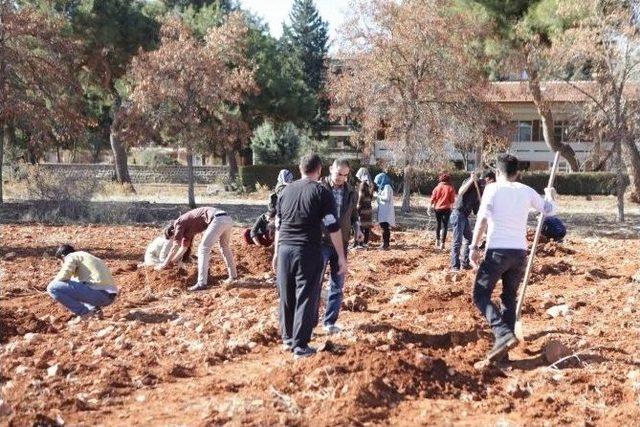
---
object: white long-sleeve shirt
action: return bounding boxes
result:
[477,181,557,250]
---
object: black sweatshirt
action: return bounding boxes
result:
[276,178,340,247]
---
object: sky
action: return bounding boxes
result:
[239,0,350,49]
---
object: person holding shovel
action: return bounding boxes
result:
[469,154,557,363]
[449,170,495,271]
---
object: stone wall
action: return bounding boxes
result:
[2,163,229,184]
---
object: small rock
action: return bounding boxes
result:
[447,367,456,376]
[47,364,60,377]
[96,326,114,338]
[343,295,368,312]
[238,291,257,299]
[0,399,12,416]
[195,323,204,333]
[318,340,336,353]
[3,252,16,260]
[135,394,147,403]
[92,347,108,358]
[505,379,530,398]
[544,340,572,364]
[375,344,391,352]
[23,332,41,343]
[188,341,205,352]
[546,304,571,318]
[632,271,640,284]
[75,396,91,411]
[14,365,29,375]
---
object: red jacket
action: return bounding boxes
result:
[431,182,456,210]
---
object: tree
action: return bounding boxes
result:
[244,24,317,128]
[282,0,329,134]
[548,0,640,212]
[329,0,494,212]
[251,122,302,165]
[472,0,583,171]
[127,13,257,207]
[0,2,86,203]
[70,0,160,185]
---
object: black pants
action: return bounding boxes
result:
[380,222,390,248]
[276,244,324,349]
[472,249,527,341]
[363,228,370,244]
[434,209,451,243]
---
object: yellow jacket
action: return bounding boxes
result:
[54,251,117,294]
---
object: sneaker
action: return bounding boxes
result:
[450,267,461,273]
[323,324,342,335]
[435,239,441,248]
[486,334,519,362]
[188,283,208,292]
[293,346,317,359]
[281,341,293,352]
[74,308,103,322]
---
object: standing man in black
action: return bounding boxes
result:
[272,154,348,359]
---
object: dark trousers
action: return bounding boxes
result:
[276,244,324,349]
[362,228,370,244]
[473,249,527,341]
[450,210,472,268]
[435,209,451,243]
[380,222,390,247]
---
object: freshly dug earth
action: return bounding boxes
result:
[1,224,640,426]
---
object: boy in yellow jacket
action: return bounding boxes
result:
[47,244,118,318]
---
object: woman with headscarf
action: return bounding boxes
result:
[268,169,294,217]
[354,167,373,248]
[374,172,395,250]
[430,172,457,249]
[243,169,294,247]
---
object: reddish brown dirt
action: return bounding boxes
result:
[1,224,639,426]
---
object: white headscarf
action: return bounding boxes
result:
[355,167,371,183]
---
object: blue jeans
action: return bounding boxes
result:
[47,280,116,315]
[320,244,346,326]
[450,210,472,269]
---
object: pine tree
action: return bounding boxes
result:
[283,0,329,94]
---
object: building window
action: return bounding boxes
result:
[514,121,532,142]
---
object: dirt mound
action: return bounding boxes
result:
[260,343,484,425]
[0,310,57,342]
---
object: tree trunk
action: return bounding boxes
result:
[109,95,132,184]
[226,149,238,182]
[475,141,482,169]
[0,124,4,204]
[527,76,580,171]
[615,141,625,222]
[402,164,412,213]
[621,136,640,203]
[186,148,196,208]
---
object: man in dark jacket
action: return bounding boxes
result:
[318,158,362,334]
[450,170,495,271]
[273,154,347,359]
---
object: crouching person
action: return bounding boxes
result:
[142,225,173,266]
[47,244,118,319]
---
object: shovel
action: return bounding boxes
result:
[514,151,561,341]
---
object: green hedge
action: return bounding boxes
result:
[238,165,625,196]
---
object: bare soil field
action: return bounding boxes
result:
[1,221,640,426]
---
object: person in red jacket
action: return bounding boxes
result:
[430,172,457,249]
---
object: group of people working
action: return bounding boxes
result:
[430,169,566,273]
[45,152,563,364]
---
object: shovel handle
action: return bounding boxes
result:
[515,152,561,320]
